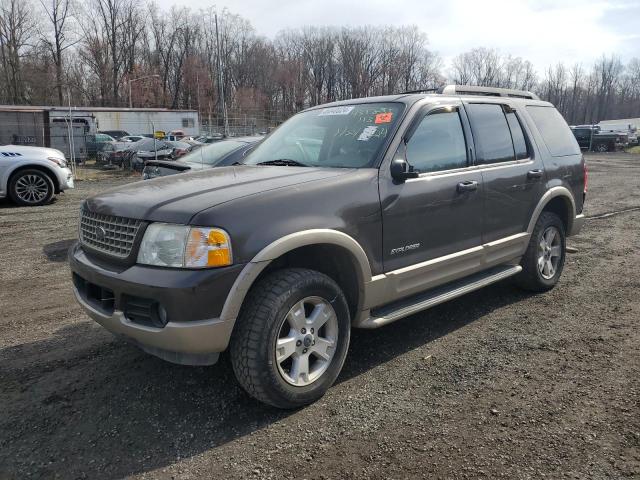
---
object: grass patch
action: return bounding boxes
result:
[626,146,640,154]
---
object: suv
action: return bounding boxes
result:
[86,133,117,158]
[69,85,586,408]
[1,145,74,205]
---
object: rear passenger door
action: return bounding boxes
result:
[464,102,545,243]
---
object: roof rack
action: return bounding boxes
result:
[398,87,439,95]
[439,85,540,101]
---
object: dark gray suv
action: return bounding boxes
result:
[69,85,586,408]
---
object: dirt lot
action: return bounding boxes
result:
[1,153,639,479]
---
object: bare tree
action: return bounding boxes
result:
[39,0,74,104]
[0,0,39,103]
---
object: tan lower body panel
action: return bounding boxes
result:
[363,232,529,311]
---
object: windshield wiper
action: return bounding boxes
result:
[256,159,309,167]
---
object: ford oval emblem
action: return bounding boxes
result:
[96,226,106,241]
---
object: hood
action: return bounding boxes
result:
[1,144,65,159]
[85,165,353,224]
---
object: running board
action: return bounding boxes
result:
[358,265,522,329]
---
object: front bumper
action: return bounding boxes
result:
[69,243,244,365]
[57,167,74,190]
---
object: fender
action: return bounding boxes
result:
[2,162,60,196]
[526,186,577,234]
[219,229,372,323]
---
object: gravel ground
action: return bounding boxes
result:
[1,154,638,479]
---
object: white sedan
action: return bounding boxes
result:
[0,145,74,206]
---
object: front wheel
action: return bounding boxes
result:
[515,212,566,292]
[230,268,351,409]
[9,169,54,206]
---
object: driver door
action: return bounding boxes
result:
[379,104,484,290]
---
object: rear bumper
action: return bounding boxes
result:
[569,214,585,236]
[69,243,244,365]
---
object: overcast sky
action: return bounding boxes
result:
[158,0,639,73]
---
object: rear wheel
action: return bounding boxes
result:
[230,268,351,409]
[594,142,609,152]
[515,212,566,292]
[9,169,54,206]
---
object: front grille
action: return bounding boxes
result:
[80,208,142,258]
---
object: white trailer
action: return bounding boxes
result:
[599,118,640,130]
[89,108,200,137]
[599,118,639,145]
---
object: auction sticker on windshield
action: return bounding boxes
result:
[374,112,393,124]
[319,106,355,116]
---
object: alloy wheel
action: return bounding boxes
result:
[275,296,339,386]
[538,226,562,280]
[15,174,50,204]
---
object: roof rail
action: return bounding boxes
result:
[439,85,540,101]
[398,87,439,95]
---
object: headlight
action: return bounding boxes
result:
[47,157,67,168]
[137,223,232,268]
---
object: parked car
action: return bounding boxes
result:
[97,142,131,166]
[86,133,116,158]
[142,137,262,179]
[570,125,628,152]
[127,138,174,160]
[99,130,129,141]
[0,145,74,206]
[70,85,586,409]
[120,135,145,143]
[194,134,225,144]
[164,140,193,158]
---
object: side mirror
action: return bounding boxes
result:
[390,158,419,182]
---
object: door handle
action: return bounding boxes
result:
[457,180,478,193]
[527,169,544,179]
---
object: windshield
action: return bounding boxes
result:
[182,140,246,165]
[243,102,404,168]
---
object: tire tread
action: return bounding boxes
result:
[230,268,349,409]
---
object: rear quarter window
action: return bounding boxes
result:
[526,106,580,157]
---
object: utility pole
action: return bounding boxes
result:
[214,13,229,137]
[67,87,76,174]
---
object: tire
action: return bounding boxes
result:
[9,169,55,206]
[515,212,566,292]
[230,268,351,409]
[595,142,609,152]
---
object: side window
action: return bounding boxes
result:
[505,111,529,160]
[526,106,581,157]
[405,110,468,173]
[466,103,515,164]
